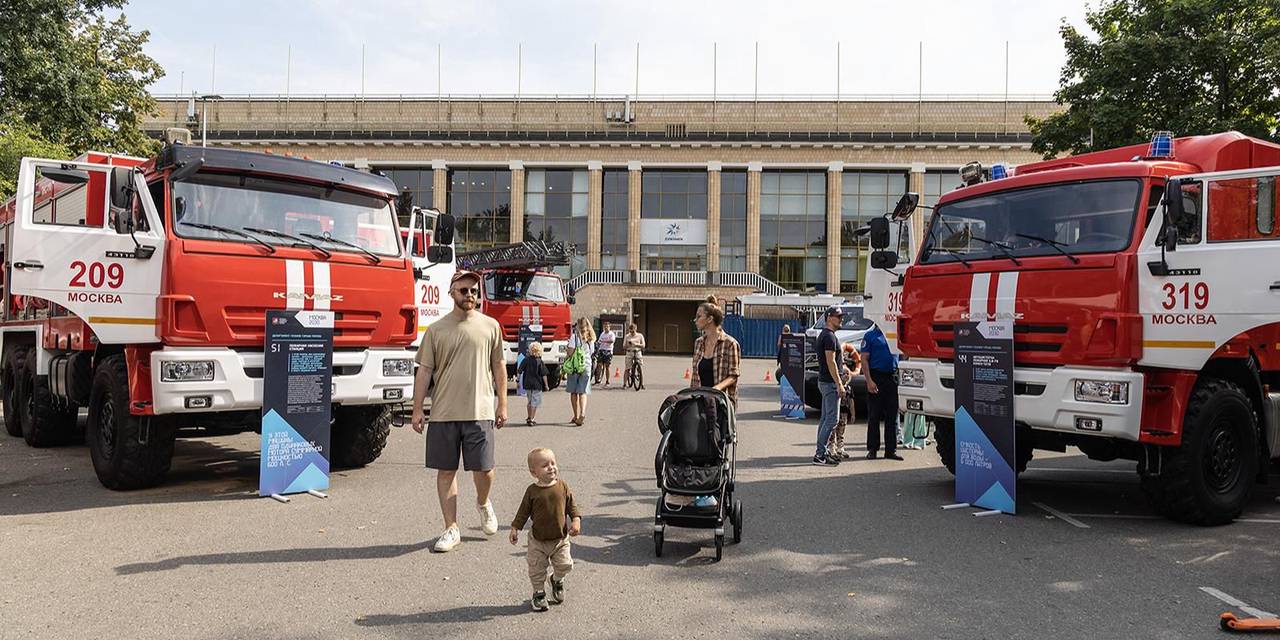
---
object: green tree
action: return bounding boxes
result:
[1028,0,1280,158]
[0,119,72,199]
[0,0,163,198]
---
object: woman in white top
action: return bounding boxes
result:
[565,318,596,426]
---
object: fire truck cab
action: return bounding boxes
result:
[403,206,457,343]
[884,132,1280,524]
[1,144,426,490]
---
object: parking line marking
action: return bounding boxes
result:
[1200,587,1278,619]
[1032,501,1090,529]
[1063,513,1280,524]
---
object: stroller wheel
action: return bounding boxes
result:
[732,500,743,544]
[714,534,724,561]
[654,531,664,557]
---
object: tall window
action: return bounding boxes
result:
[924,170,963,209]
[640,170,708,271]
[525,169,588,277]
[379,168,434,228]
[719,171,747,272]
[760,171,827,292]
[448,169,511,253]
[601,169,629,270]
[840,171,909,292]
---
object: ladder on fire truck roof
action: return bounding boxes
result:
[455,240,574,271]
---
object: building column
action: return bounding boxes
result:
[826,162,844,294]
[909,162,927,254]
[509,161,525,243]
[431,159,448,212]
[587,161,603,270]
[627,161,642,271]
[706,161,722,272]
[746,162,762,273]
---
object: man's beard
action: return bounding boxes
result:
[455,298,477,311]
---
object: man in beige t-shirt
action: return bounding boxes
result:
[411,270,508,553]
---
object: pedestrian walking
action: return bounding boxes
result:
[860,323,903,461]
[565,318,595,426]
[410,270,508,553]
[510,447,581,612]
[691,296,741,407]
[595,322,616,386]
[519,343,550,426]
[813,306,845,466]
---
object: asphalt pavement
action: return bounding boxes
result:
[2,355,1278,639]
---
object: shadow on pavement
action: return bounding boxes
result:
[355,603,528,626]
[114,541,433,575]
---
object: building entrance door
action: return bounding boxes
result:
[635,298,699,354]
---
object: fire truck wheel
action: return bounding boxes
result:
[2,348,26,437]
[20,348,81,447]
[934,418,957,475]
[331,404,392,468]
[86,355,175,490]
[1140,378,1259,526]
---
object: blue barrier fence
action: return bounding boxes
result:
[723,316,805,359]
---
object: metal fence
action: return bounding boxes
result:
[723,315,804,359]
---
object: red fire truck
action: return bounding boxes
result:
[0,143,430,489]
[455,241,574,388]
[885,132,1280,524]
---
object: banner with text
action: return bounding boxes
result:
[259,310,335,497]
[780,334,806,418]
[953,320,1016,514]
[639,219,708,245]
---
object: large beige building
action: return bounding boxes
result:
[145,94,1059,352]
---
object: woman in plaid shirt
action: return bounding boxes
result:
[691,296,742,407]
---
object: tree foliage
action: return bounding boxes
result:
[0,119,72,199]
[1028,0,1280,158]
[0,0,163,198]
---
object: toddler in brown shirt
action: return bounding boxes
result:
[509,447,582,612]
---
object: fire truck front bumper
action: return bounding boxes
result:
[503,340,569,367]
[897,360,1145,442]
[149,347,415,415]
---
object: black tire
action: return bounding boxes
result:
[654,531,663,557]
[21,347,80,447]
[934,417,956,475]
[86,354,175,490]
[633,363,644,391]
[731,500,743,544]
[714,534,724,561]
[2,347,25,437]
[1140,378,1259,525]
[331,404,392,468]
[1015,439,1034,474]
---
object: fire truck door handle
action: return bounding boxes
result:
[14,261,43,270]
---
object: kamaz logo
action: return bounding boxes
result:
[960,311,1025,320]
[273,292,345,302]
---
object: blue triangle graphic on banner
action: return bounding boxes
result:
[953,406,1016,512]
[976,481,1016,514]
[260,409,329,496]
[284,462,330,494]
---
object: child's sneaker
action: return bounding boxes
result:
[549,577,565,604]
[478,501,499,536]
[531,591,549,611]
[432,525,461,553]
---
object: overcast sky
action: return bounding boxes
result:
[119,0,1090,98]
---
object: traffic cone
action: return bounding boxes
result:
[683,369,690,379]
[615,368,621,379]
[764,369,772,382]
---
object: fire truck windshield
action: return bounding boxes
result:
[919,179,1142,265]
[171,173,400,257]
[485,272,565,303]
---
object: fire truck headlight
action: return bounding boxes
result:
[161,360,215,382]
[1074,380,1129,404]
[383,359,415,378]
[899,368,925,388]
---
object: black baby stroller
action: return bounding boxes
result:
[653,387,742,561]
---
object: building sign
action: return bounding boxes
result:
[639,219,708,245]
[259,310,334,497]
[779,334,806,418]
[953,320,1016,514]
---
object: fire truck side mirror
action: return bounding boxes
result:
[435,212,456,246]
[868,217,891,249]
[1163,178,1184,251]
[396,190,413,216]
[870,250,899,270]
[891,192,919,220]
[109,167,133,210]
[566,284,576,305]
[427,246,453,265]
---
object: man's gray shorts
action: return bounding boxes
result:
[425,420,496,471]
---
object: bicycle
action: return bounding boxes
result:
[624,350,644,391]
[592,350,613,386]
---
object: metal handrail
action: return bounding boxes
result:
[153,92,1056,103]
[565,270,628,292]
[713,272,787,296]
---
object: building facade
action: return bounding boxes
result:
[146,95,1058,352]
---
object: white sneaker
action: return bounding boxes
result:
[478,502,499,536]
[433,525,461,553]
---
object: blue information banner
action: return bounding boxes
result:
[259,310,335,497]
[779,334,806,418]
[953,320,1016,514]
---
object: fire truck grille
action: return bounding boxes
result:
[929,323,1068,354]
[225,307,381,342]
[502,327,558,342]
